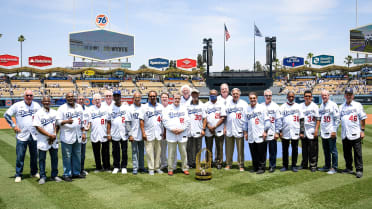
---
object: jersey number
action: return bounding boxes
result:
[157,116,162,122]
[293,115,299,122]
[101,119,105,125]
[236,113,241,119]
[180,118,184,124]
[122,117,125,123]
[215,113,220,119]
[195,115,202,121]
[307,116,315,122]
[270,116,275,123]
[323,116,331,123]
[255,118,259,125]
[349,115,358,122]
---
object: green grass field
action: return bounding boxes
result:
[0,106,371,209]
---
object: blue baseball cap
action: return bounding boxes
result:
[113,90,121,95]
[344,87,353,94]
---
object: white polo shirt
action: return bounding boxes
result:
[5,101,41,141]
[339,101,367,140]
[33,108,58,151]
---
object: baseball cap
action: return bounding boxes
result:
[113,90,121,95]
[191,88,200,94]
[344,87,353,94]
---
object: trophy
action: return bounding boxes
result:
[195,148,212,180]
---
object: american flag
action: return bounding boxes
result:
[225,24,230,41]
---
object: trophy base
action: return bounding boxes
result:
[195,172,212,180]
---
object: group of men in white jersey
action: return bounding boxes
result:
[5,83,367,183]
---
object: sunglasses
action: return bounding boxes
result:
[304,95,312,98]
[264,95,272,97]
[25,95,33,97]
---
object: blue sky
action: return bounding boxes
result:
[0,0,371,72]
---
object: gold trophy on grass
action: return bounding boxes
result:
[195,148,212,180]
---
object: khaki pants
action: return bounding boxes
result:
[225,136,244,168]
[205,135,224,166]
[160,140,168,169]
[145,140,161,171]
[168,141,188,171]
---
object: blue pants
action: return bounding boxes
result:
[322,138,338,169]
[267,140,277,168]
[61,141,81,177]
[81,143,86,172]
[15,136,38,177]
[131,141,145,171]
[39,148,58,179]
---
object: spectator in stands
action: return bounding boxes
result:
[180,85,191,104]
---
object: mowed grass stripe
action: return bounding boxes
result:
[0,155,59,209]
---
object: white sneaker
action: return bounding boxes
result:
[121,168,127,174]
[149,170,155,176]
[94,170,101,173]
[32,173,40,179]
[156,169,164,174]
[327,168,337,175]
[53,177,62,182]
[38,178,46,185]
[14,177,21,183]
[82,170,89,176]
[112,168,119,174]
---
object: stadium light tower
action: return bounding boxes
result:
[202,38,213,78]
[18,35,25,68]
[265,36,276,78]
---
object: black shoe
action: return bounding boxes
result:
[280,167,288,172]
[356,171,363,178]
[139,169,148,173]
[310,168,316,172]
[217,165,222,170]
[256,170,265,174]
[318,167,329,172]
[62,176,72,182]
[269,167,275,173]
[249,169,257,173]
[72,174,86,179]
[342,168,354,174]
[297,166,306,170]
[291,166,298,172]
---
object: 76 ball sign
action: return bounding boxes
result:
[96,14,109,28]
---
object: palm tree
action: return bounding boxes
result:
[18,35,25,68]
[307,52,314,67]
[344,55,353,68]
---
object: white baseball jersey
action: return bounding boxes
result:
[5,101,41,141]
[204,101,227,137]
[162,104,190,143]
[102,101,114,109]
[319,100,340,139]
[109,104,130,141]
[181,95,192,105]
[140,102,164,141]
[127,104,143,141]
[225,99,248,138]
[300,102,320,139]
[245,103,269,143]
[33,108,58,151]
[57,103,84,144]
[217,95,233,106]
[264,101,281,141]
[80,107,90,144]
[88,105,110,143]
[187,101,206,138]
[279,102,304,140]
[339,101,367,140]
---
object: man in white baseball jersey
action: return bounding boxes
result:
[299,90,320,172]
[244,92,270,174]
[77,95,89,176]
[339,87,367,178]
[88,93,110,172]
[140,91,164,175]
[57,92,85,181]
[163,93,191,176]
[225,88,248,171]
[126,92,146,175]
[263,89,281,173]
[217,83,233,105]
[186,88,205,168]
[204,89,226,169]
[5,89,41,183]
[180,85,192,104]
[318,90,340,174]
[102,90,114,109]
[278,91,303,172]
[33,96,62,184]
[108,90,129,174]
[160,92,169,170]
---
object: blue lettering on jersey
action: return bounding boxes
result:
[206,107,221,114]
[65,111,82,119]
[111,110,126,119]
[226,107,243,114]
[91,111,107,119]
[169,111,185,118]
[18,109,37,117]
[247,111,262,120]
[145,110,162,118]
[132,113,139,119]
[188,108,203,114]
[319,109,330,115]
[303,110,316,116]
[340,108,357,117]
[282,109,300,117]
[41,117,56,126]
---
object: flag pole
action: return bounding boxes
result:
[224,23,226,72]
[254,22,256,72]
